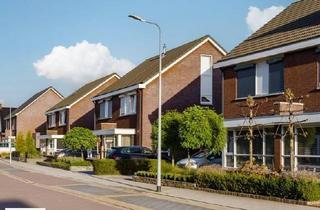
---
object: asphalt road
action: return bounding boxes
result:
[0,162,122,210]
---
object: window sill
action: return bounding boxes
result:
[235,92,284,101]
[58,123,66,127]
[48,125,56,129]
[119,113,136,117]
[98,117,112,120]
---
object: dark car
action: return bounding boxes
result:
[107,146,158,160]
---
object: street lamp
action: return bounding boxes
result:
[128,14,163,192]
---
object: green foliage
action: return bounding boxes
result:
[62,127,97,158]
[25,131,37,158]
[15,132,26,155]
[0,152,10,158]
[58,157,91,166]
[92,158,181,175]
[92,159,120,175]
[151,110,183,163]
[179,106,226,153]
[37,161,70,170]
[135,169,320,201]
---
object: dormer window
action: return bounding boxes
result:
[99,100,112,119]
[48,114,56,128]
[120,93,136,116]
[59,110,66,126]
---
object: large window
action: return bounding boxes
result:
[48,114,56,128]
[59,110,66,126]
[225,128,275,168]
[200,55,213,104]
[99,100,112,119]
[120,93,136,116]
[236,59,284,98]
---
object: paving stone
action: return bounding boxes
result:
[114,195,215,210]
[64,184,130,196]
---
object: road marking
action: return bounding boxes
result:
[0,172,33,184]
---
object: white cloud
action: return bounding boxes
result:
[246,6,285,33]
[33,41,135,83]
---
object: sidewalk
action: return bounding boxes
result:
[2,159,319,210]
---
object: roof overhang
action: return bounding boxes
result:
[224,112,320,128]
[39,134,65,139]
[46,106,70,115]
[216,36,320,69]
[92,84,145,101]
[93,128,136,136]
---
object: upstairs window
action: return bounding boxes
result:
[236,59,284,98]
[237,65,256,98]
[99,100,112,119]
[120,93,136,116]
[48,114,56,128]
[59,110,66,126]
[200,55,213,104]
[317,53,320,89]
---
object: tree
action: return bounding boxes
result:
[179,106,226,163]
[15,132,26,157]
[25,131,37,159]
[62,127,97,159]
[151,110,183,166]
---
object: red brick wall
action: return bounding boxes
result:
[223,47,320,119]
[141,41,224,147]
[15,89,63,136]
[48,76,119,134]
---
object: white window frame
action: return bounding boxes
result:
[99,99,112,119]
[200,55,213,105]
[236,59,284,99]
[59,110,66,126]
[119,93,137,116]
[48,114,56,128]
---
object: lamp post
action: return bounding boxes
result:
[128,14,163,192]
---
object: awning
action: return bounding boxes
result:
[93,128,136,136]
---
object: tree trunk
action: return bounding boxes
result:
[289,124,295,174]
[187,149,190,168]
[81,150,84,160]
[171,150,175,167]
[249,136,253,167]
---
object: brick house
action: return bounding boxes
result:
[4,87,64,143]
[216,0,320,171]
[40,73,119,154]
[92,35,226,156]
[0,106,16,141]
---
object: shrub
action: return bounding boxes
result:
[135,168,320,201]
[58,157,91,166]
[37,161,70,170]
[0,152,10,158]
[115,159,150,175]
[92,159,120,175]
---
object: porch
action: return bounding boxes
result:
[38,134,64,155]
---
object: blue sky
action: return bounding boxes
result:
[0,0,293,107]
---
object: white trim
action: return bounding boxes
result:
[224,112,320,128]
[39,134,64,140]
[47,74,120,114]
[216,37,320,68]
[5,87,63,119]
[93,128,136,136]
[144,37,226,87]
[46,107,69,115]
[92,84,145,101]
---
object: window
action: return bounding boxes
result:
[59,110,66,126]
[99,100,112,119]
[236,59,284,98]
[48,114,56,128]
[237,66,256,98]
[269,61,284,93]
[200,55,213,104]
[120,94,136,116]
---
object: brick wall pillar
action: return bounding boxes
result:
[274,125,282,171]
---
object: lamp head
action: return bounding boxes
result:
[128,15,145,22]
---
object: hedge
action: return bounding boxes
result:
[37,161,70,170]
[58,157,91,166]
[135,170,320,201]
[92,159,176,175]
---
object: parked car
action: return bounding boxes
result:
[108,146,167,160]
[176,150,221,169]
[54,149,84,158]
